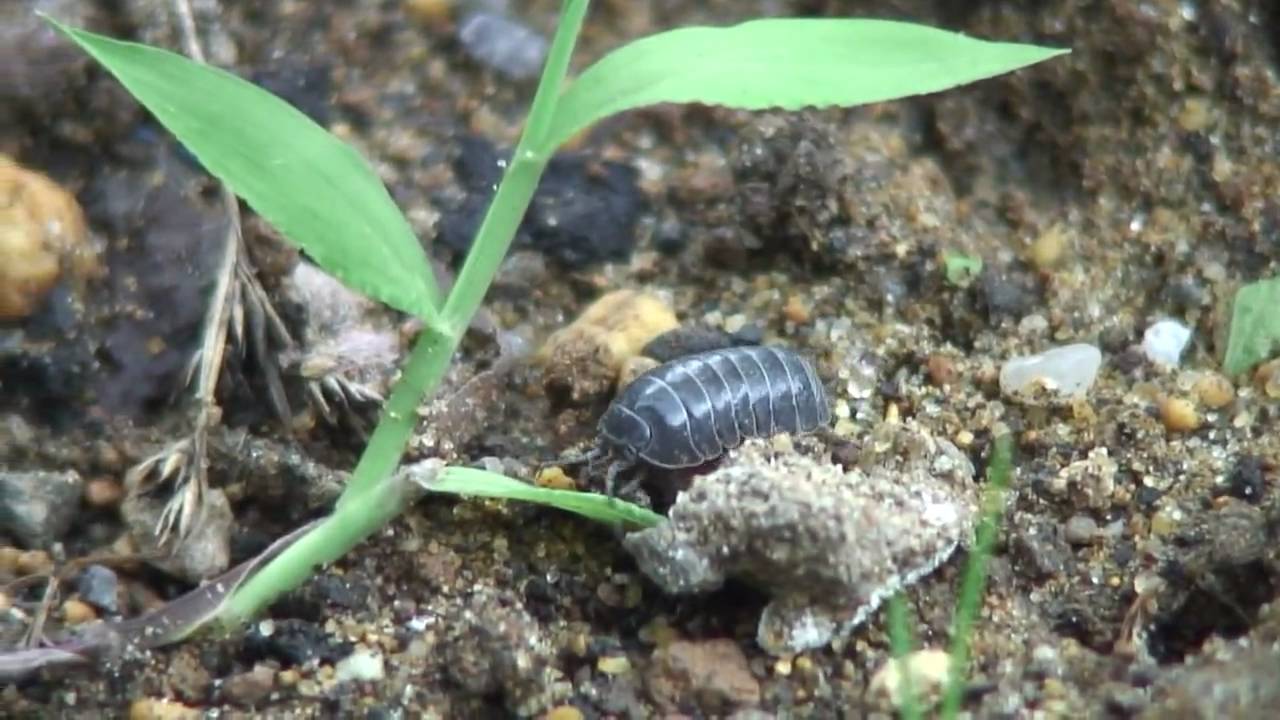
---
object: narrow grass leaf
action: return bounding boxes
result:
[0,518,319,682]
[886,594,923,720]
[545,18,1068,150]
[1223,276,1280,376]
[941,433,1015,717]
[45,18,442,323]
[428,467,665,529]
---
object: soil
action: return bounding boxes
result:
[3,0,1279,718]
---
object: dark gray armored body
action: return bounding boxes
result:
[593,346,831,492]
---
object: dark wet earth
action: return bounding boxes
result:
[2,0,1279,717]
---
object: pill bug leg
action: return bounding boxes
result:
[604,457,641,498]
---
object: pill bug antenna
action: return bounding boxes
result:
[532,443,607,480]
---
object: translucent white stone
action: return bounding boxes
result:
[334,648,385,683]
[1000,343,1102,399]
[1142,319,1192,368]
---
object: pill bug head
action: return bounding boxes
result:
[597,403,651,461]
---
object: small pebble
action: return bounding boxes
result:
[61,598,97,625]
[403,0,452,27]
[15,549,52,575]
[596,581,625,608]
[1141,319,1192,368]
[534,466,575,490]
[84,478,124,508]
[1063,515,1099,545]
[638,617,679,647]
[1255,358,1280,398]
[221,664,277,706]
[128,698,201,720]
[334,647,385,683]
[76,564,120,614]
[457,12,548,80]
[1192,372,1235,409]
[0,546,19,574]
[926,354,958,387]
[782,295,811,324]
[597,655,631,675]
[1000,343,1102,400]
[724,313,748,335]
[1028,224,1068,270]
[0,156,98,320]
[1159,396,1200,432]
[0,469,85,547]
[1150,510,1178,537]
[867,649,952,709]
[545,706,585,720]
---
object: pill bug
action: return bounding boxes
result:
[564,345,831,495]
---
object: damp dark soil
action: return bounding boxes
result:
[2,0,1279,717]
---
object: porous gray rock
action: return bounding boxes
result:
[624,424,977,654]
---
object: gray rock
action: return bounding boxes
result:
[457,12,547,80]
[624,424,977,655]
[1148,645,1280,717]
[76,564,120,614]
[0,470,84,548]
[1064,515,1099,546]
[122,487,232,582]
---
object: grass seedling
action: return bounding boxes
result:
[886,593,924,720]
[940,432,1016,717]
[942,250,984,288]
[38,0,1065,687]
[884,433,1014,719]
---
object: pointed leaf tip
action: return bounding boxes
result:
[44,20,443,323]
[546,18,1070,150]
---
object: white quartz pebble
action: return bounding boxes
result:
[1000,343,1102,400]
[1142,319,1192,368]
[334,648,385,683]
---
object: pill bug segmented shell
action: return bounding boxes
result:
[597,346,832,478]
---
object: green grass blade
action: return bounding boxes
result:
[1223,276,1280,376]
[44,17,443,323]
[544,18,1068,150]
[425,467,665,529]
[941,433,1015,718]
[886,594,923,720]
[440,0,589,330]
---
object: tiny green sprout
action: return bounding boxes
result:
[1223,276,1280,376]
[943,251,984,287]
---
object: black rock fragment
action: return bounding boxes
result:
[436,136,645,270]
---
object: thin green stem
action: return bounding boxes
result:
[440,0,590,329]
[940,433,1014,718]
[222,467,420,624]
[522,0,591,153]
[217,1,593,627]
[338,327,456,506]
[886,594,922,720]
